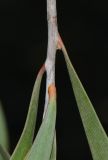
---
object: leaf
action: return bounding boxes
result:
[50,134,56,160]
[25,84,56,160]
[0,145,10,160]
[0,102,10,160]
[10,65,45,160]
[0,102,9,149]
[61,39,108,160]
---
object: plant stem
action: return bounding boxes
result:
[44,0,58,113]
[44,1,58,158]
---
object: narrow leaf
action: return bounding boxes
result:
[0,103,10,160]
[61,39,108,160]
[0,102,9,149]
[10,65,45,160]
[0,145,10,160]
[25,84,56,160]
[50,134,56,160]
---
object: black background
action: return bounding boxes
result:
[0,0,108,159]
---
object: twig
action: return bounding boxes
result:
[44,0,58,114]
[44,0,69,159]
[44,1,58,159]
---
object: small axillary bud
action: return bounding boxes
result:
[57,35,62,50]
[48,84,56,99]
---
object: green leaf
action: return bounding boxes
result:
[0,102,10,160]
[10,65,45,160]
[25,85,56,160]
[0,145,10,160]
[0,102,9,149]
[62,41,108,160]
[50,135,56,160]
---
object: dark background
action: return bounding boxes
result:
[0,0,108,159]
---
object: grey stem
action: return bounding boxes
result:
[44,0,58,114]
